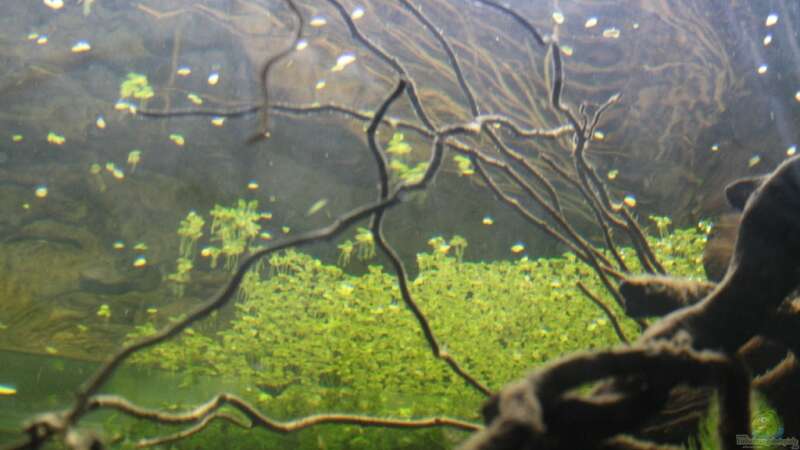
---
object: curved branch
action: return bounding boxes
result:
[87,394,481,448]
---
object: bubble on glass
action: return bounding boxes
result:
[34,185,48,199]
[207,71,220,86]
[748,155,761,167]
[71,40,91,53]
[757,64,768,75]
[763,34,772,46]
[47,132,65,145]
[114,100,135,113]
[584,17,598,28]
[765,13,778,27]
[351,6,365,20]
[623,194,636,208]
[310,16,327,27]
[552,11,565,24]
[787,145,797,157]
[43,0,64,10]
[296,39,309,51]
[710,143,720,152]
[602,28,620,39]
[331,52,357,72]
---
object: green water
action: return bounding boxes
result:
[0,350,250,447]
[0,348,466,449]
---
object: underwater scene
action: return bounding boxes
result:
[2,0,800,449]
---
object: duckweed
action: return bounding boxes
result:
[353,227,375,261]
[337,239,354,266]
[386,132,412,156]
[453,155,475,176]
[177,211,204,259]
[119,72,154,101]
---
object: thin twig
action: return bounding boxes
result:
[249,0,304,142]
[577,281,629,344]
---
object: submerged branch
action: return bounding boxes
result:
[88,394,481,448]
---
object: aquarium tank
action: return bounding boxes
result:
[1,1,800,449]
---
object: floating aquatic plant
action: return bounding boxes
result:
[649,214,672,238]
[96,304,111,319]
[176,211,204,260]
[119,72,154,101]
[209,200,265,271]
[353,227,375,261]
[386,132,412,156]
[453,155,475,176]
[337,239,354,266]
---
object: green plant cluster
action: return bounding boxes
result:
[130,218,709,406]
[122,213,722,448]
[386,132,429,184]
[208,199,271,270]
[119,72,154,101]
[644,215,709,277]
[165,200,273,298]
[452,155,475,176]
[384,132,477,181]
[423,235,468,263]
[177,211,204,260]
[687,393,781,450]
[336,227,377,267]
